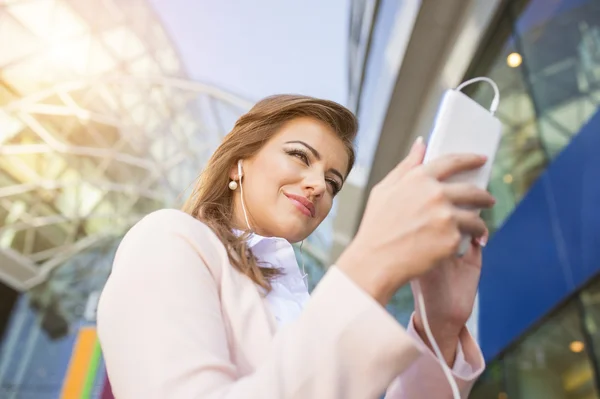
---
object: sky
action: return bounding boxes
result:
[149,0,350,105]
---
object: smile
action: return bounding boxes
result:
[284,193,315,218]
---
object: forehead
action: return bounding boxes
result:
[268,117,350,171]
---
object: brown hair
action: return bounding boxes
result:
[182,94,358,291]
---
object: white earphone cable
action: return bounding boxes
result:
[238,160,252,231]
[455,76,500,115]
[299,240,308,286]
[413,282,461,398]
[414,77,500,399]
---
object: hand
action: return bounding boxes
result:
[412,232,487,366]
[337,137,495,306]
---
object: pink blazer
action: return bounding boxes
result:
[97,209,484,398]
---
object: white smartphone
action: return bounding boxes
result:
[423,88,502,256]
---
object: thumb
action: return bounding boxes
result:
[389,136,426,180]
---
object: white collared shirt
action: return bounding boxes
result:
[245,233,310,327]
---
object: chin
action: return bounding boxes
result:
[278,230,307,244]
[276,222,313,243]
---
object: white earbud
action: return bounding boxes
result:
[228,160,242,190]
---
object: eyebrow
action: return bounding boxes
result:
[285,140,345,182]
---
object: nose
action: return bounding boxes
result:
[303,170,327,199]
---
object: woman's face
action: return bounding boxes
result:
[232,117,350,243]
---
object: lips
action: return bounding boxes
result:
[284,192,315,218]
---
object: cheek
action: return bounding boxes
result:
[261,155,301,185]
[316,199,333,222]
[249,155,295,194]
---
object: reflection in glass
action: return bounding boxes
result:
[471,359,506,398]
[503,300,598,399]
[580,279,600,385]
[466,0,600,233]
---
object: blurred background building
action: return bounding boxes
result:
[1,0,600,398]
[339,0,600,398]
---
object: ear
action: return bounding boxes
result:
[228,163,239,181]
[229,159,244,181]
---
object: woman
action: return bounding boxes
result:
[98,95,493,398]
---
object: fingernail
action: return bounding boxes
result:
[478,236,488,247]
[411,136,423,150]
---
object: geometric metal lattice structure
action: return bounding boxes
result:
[0,5,259,395]
[0,0,253,292]
[0,77,251,291]
[0,2,255,396]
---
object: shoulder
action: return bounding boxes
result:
[118,209,229,264]
[133,208,208,231]
[129,208,214,238]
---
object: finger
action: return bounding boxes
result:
[388,136,426,180]
[454,210,487,238]
[443,183,496,208]
[475,227,489,247]
[423,153,487,181]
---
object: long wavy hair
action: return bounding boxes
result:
[182,94,358,292]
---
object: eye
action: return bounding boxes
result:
[326,178,341,195]
[286,148,310,165]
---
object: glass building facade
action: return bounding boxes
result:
[347,0,419,328]
[465,0,600,234]
[0,0,253,397]
[464,0,600,397]
[473,277,600,399]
